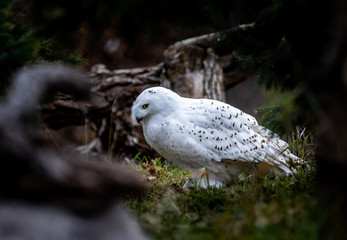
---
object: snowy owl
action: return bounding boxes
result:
[132,87,300,188]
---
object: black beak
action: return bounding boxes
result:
[136,117,143,123]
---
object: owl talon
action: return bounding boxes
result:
[183,169,224,189]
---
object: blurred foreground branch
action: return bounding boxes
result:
[0,64,146,240]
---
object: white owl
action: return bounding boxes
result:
[132,87,300,188]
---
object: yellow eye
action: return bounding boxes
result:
[142,104,149,109]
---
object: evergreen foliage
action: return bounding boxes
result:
[215,0,319,135]
[0,0,38,88]
[0,0,85,90]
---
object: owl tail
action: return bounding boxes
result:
[266,143,302,175]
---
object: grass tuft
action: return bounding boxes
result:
[124,133,319,240]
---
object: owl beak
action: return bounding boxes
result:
[136,117,143,123]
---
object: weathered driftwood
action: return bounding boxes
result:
[41,27,255,157]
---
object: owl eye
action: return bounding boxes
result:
[142,104,149,109]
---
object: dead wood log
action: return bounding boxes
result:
[41,63,164,156]
[41,26,255,157]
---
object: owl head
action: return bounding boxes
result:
[131,87,180,124]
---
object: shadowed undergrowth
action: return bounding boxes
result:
[124,135,319,240]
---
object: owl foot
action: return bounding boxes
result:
[183,168,224,189]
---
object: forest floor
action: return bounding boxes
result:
[123,135,320,240]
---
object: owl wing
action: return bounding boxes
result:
[181,98,263,161]
[180,98,293,173]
